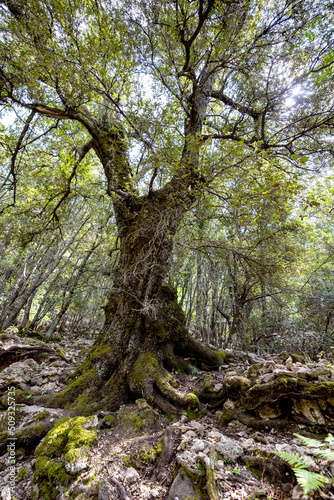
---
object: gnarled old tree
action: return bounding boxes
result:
[0,0,333,414]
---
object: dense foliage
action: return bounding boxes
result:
[0,0,333,358]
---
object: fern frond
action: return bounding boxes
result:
[294,433,325,449]
[325,433,334,446]
[275,450,309,469]
[293,469,330,494]
[311,448,334,461]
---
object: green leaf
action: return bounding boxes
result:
[291,154,299,160]
[325,434,334,446]
[294,469,330,494]
[293,434,325,448]
[275,450,309,469]
[299,157,309,166]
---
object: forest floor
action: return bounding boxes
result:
[1,331,334,500]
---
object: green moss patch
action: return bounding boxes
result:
[17,467,28,482]
[32,415,98,500]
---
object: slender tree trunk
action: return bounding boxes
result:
[20,290,36,330]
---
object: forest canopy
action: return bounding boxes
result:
[0,0,334,412]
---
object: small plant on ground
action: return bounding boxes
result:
[275,433,334,495]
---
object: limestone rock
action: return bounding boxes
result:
[259,405,281,419]
[124,467,140,484]
[293,399,325,425]
[189,421,205,437]
[215,435,243,461]
[207,430,223,441]
[262,361,276,374]
[82,415,98,430]
[65,448,89,475]
[0,359,40,384]
[291,484,312,500]
[182,430,197,441]
[97,480,112,500]
[240,438,255,449]
[168,471,203,500]
[1,486,11,500]
[259,373,276,383]
[307,366,331,378]
[273,369,295,377]
[275,443,292,453]
[191,439,206,453]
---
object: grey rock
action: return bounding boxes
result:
[0,358,40,384]
[189,421,205,436]
[18,382,31,391]
[82,414,99,430]
[168,471,203,500]
[295,368,309,379]
[262,361,276,374]
[247,352,266,364]
[291,484,312,500]
[215,435,243,460]
[273,369,295,377]
[191,440,206,453]
[1,486,11,500]
[30,377,44,386]
[308,366,331,378]
[293,399,325,425]
[207,430,223,441]
[239,438,255,449]
[182,430,197,440]
[98,480,110,500]
[124,467,140,484]
[259,373,276,383]
[275,443,292,453]
[0,404,64,432]
[65,449,89,475]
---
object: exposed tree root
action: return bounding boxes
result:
[0,341,61,370]
[198,374,334,431]
[199,456,219,500]
[156,426,176,482]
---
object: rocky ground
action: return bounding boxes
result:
[1,330,334,500]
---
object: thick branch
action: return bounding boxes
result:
[209,90,260,120]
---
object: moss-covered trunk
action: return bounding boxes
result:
[49,66,222,415]
[54,189,225,416]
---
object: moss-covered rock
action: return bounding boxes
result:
[101,414,115,429]
[32,415,98,499]
[36,417,72,458]
[17,466,28,482]
[126,439,163,472]
[33,456,68,499]
[247,364,260,380]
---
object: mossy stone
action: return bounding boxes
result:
[17,466,28,482]
[36,417,72,458]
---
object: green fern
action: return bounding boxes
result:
[294,433,334,461]
[325,434,334,446]
[274,450,310,469]
[293,434,325,448]
[274,433,334,495]
[293,469,329,494]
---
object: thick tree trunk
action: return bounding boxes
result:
[54,191,227,416]
[48,67,224,416]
